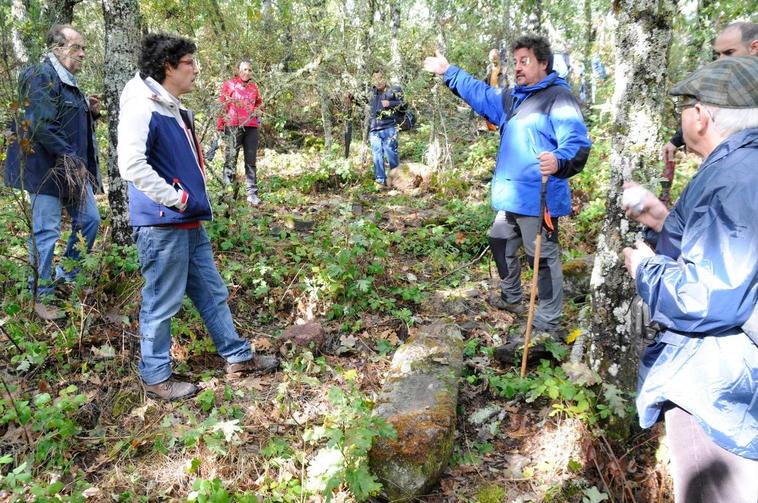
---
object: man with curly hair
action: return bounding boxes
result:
[118,33,278,401]
[4,24,101,320]
[424,34,591,345]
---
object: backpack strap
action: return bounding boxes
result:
[502,88,515,122]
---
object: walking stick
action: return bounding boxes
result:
[521,175,549,378]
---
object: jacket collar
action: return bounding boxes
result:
[512,72,569,99]
[133,72,184,113]
[701,128,758,169]
[47,53,79,88]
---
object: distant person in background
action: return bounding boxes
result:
[368,72,405,188]
[217,60,264,206]
[659,21,757,206]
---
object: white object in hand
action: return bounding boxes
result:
[622,186,647,215]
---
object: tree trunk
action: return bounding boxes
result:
[588,0,674,391]
[527,0,543,34]
[102,0,140,245]
[389,1,401,84]
[10,0,30,65]
[317,75,333,152]
[43,0,81,26]
[499,0,514,89]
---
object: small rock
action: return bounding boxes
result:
[468,404,502,426]
[279,320,326,355]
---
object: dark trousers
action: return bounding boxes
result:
[665,405,758,503]
[223,126,259,198]
[488,210,563,330]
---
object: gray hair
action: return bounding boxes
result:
[703,104,758,137]
[46,24,76,49]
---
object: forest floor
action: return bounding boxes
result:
[0,134,674,502]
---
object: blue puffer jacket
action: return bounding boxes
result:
[635,128,758,459]
[443,66,591,217]
[117,73,212,226]
[4,56,99,199]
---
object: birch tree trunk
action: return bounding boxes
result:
[43,0,81,26]
[11,0,30,65]
[102,0,140,245]
[389,1,402,84]
[588,0,674,391]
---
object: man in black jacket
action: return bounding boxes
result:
[368,72,404,188]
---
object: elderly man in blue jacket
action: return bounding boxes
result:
[623,57,758,502]
[5,24,101,320]
[424,34,591,339]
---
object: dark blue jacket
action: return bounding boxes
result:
[118,73,212,226]
[635,128,758,459]
[369,85,404,132]
[443,66,591,217]
[4,56,99,199]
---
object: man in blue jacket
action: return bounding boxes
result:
[423,35,591,338]
[5,24,101,320]
[623,57,758,502]
[369,72,405,188]
[118,33,278,401]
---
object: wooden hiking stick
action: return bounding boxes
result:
[521,175,549,378]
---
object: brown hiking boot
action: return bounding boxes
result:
[487,293,525,315]
[226,355,280,378]
[143,378,198,401]
[34,302,65,321]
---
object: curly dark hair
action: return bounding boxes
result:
[138,33,196,84]
[512,34,553,66]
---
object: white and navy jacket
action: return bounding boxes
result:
[117,73,212,226]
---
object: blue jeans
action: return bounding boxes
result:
[369,127,399,183]
[28,184,100,298]
[133,225,252,385]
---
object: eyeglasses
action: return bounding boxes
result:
[178,58,199,69]
[58,43,85,52]
[674,97,698,114]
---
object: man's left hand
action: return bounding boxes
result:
[537,152,558,176]
[88,96,100,116]
[381,99,390,107]
[623,241,655,279]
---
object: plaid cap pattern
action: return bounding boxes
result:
[670,56,758,108]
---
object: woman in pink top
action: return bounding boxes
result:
[217,60,263,205]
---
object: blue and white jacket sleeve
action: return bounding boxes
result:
[443,66,504,126]
[117,84,182,208]
[636,183,758,334]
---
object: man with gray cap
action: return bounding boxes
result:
[623,56,758,502]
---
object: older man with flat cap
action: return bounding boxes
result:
[623,56,758,503]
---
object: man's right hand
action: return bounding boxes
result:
[176,189,188,212]
[423,51,450,76]
[662,141,677,165]
[622,182,669,232]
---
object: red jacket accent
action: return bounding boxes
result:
[216,76,263,130]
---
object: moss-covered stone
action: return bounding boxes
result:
[369,322,464,500]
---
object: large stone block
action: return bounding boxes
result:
[369,322,464,500]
